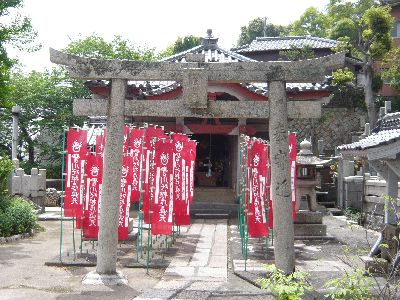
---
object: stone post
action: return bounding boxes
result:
[96,79,126,275]
[385,167,398,225]
[12,105,21,160]
[268,81,295,274]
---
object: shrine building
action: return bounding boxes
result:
[83,30,338,205]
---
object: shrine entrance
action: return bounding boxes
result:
[192,134,237,204]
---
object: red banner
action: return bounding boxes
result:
[172,134,190,225]
[123,125,130,154]
[142,126,165,223]
[96,129,106,157]
[83,154,103,239]
[247,140,268,237]
[129,128,144,202]
[118,155,133,240]
[151,140,174,235]
[289,133,297,220]
[65,129,87,218]
[188,140,197,205]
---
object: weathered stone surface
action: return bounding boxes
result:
[294,224,327,236]
[82,270,128,285]
[381,224,400,262]
[182,68,208,109]
[73,98,322,119]
[294,211,323,224]
[50,48,345,82]
[96,79,126,275]
[269,81,295,274]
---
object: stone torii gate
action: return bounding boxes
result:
[50,48,344,278]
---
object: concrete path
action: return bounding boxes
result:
[135,219,229,300]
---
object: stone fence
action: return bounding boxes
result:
[10,167,46,210]
[343,175,400,230]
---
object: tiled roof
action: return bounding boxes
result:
[338,112,400,151]
[161,45,256,63]
[87,31,333,98]
[233,36,338,53]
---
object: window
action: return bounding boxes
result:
[391,21,400,38]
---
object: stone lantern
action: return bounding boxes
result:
[296,139,330,212]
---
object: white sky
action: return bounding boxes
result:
[9,0,329,72]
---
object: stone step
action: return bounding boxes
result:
[192,213,230,219]
[328,208,343,216]
[318,201,336,208]
[294,224,327,236]
[294,211,323,224]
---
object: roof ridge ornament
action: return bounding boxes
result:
[202,29,218,50]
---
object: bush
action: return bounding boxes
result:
[257,265,313,300]
[0,157,14,195]
[324,268,374,300]
[0,196,38,237]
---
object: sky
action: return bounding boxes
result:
[9,0,330,72]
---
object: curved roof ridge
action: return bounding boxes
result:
[159,44,204,62]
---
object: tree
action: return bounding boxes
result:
[0,34,156,176]
[0,0,39,108]
[162,35,201,57]
[63,34,156,61]
[0,68,88,174]
[290,7,331,38]
[237,17,289,46]
[329,1,393,127]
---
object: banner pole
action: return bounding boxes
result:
[59,128,67,262]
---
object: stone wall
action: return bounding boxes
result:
[343,175,400,230]
[11,167,46,210]
[289,107,367,154]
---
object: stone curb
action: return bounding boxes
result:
[0,232,32,244]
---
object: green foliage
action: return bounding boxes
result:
[0,157,13,195]
[162,35,201,57]
[324,268,374,300]
[257,265,313,300]
[0,0,40,108]
[328,1,393,127]
[0,68,88,173]
[63,34,156,61]
[332,67,354,85]
[344,207,362,223]
[279,45,315,61]
[375,95,400,112]
[237,17,289,46]
[382,47,400,90]
[289,7,330,38]
[0,195,37,237]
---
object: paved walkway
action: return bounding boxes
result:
[135,219,229,300]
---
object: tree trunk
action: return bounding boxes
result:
[364,63,376,128]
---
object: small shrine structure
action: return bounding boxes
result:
[296,139,330,212]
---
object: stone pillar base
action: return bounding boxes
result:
[82,270,128,285]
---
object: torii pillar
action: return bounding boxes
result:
[50,48,344,278]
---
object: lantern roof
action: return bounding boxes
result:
[297,139,331,165]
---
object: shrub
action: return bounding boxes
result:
[324,268,374,300]
[257,264,313,300]
[0,196,37,237]
[0,157,14,195]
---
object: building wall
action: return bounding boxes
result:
[344,175,400,230]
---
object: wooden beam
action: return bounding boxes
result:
[73,98,322,119]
